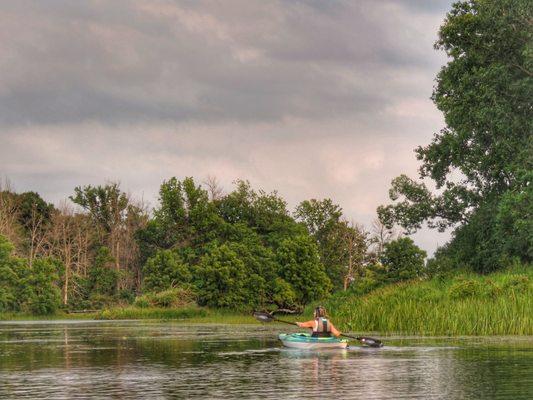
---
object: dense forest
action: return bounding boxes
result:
[0,178,426,315]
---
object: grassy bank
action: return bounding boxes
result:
[97,306,259,324]
[323,268,533,336]
[0,306,260,324]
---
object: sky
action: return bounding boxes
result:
[0,0,455,254]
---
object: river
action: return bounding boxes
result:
[0,321,531,399]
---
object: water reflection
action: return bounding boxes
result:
[0,321,531,399]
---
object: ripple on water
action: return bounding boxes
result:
[0,321,531,399]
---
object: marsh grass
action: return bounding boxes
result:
[324,268,533,335]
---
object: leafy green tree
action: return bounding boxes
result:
[276,235,332,305]
[70,183,129,235]
[0,235,21,312]
[143,249,192,292]
[138,177,224,261]
[381,238,427,282]
[22,258,62,315]
[294,199,348,289]
[194,243,252,308]
[378,0,532,271]
[0,235,61,315]
[87,247,118,296]
[217,180,304,247]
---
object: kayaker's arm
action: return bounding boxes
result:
[296,320,315,329]
[330,323,341,338]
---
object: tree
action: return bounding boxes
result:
[378,0,532,271]
[138,177,223,261]
[276,235,332,305]
[194,243,252,308]
[381,238,427,283]
[339,221,369,290]
[143,249,192,292]
[294,199,348,289]
[71,183,147,288]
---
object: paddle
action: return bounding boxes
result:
[253,311,383,348]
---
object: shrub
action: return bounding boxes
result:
[449,279,484,299]
[502,275,530,293]
[134,287,197,309]
[134,295,151,308]
[143,249,192,292]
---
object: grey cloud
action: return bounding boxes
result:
[0,0,450,127]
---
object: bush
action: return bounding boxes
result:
[449,279,484,299]
[134,287,197,309]
[483,279,503,299]
[134,295,151,308]
[271,278,298,309]
[502,275,530,293]
[143,249,192,292]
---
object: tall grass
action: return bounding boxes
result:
[324,268,533,335]
[96,306,260,324]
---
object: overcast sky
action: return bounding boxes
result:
[0,0,454,254]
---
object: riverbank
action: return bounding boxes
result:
[324,267,533,336]
[0,307,265,325]
[2,269,531,335]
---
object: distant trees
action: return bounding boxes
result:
[0,176,431,315]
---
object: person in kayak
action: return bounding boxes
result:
[296,306,341,338]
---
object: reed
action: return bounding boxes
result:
[324,268,533,336]
[96,306,260,324]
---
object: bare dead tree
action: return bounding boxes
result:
[340,220,369,290]
[27,203,48,266]
[44,202,94,305]
[370,218,398,260]
[0,179,23,251]
[204,175,224,201]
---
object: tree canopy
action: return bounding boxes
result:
[378,0,532,272]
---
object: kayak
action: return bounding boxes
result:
[279,333,348,350]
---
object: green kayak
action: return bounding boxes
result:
[279,333,349,349]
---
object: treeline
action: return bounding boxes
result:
[0,178,426,315]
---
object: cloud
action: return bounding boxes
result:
[0,0,454,253]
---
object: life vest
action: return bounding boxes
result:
[312,317,332,337]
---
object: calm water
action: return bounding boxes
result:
[0,321,532,399]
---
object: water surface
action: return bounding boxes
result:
[0,321,531,399]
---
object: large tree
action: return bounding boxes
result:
[378,0,532,271]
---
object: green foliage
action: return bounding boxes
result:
[70,183,129,234]
[378,0,533,272]
[195,243,251,308]
[86,247,118,296]
[142,249,192,292]
[502,274,530,293]
[449,279,484,299]
[381,238,427,282]
[294,199,343,284]
[324,266,533,335]
[270,278,298,309]
[134,287,197,308]
[276,235,332,304]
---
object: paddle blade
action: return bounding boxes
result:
[253,311,275,323]
[359,337,383,348]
